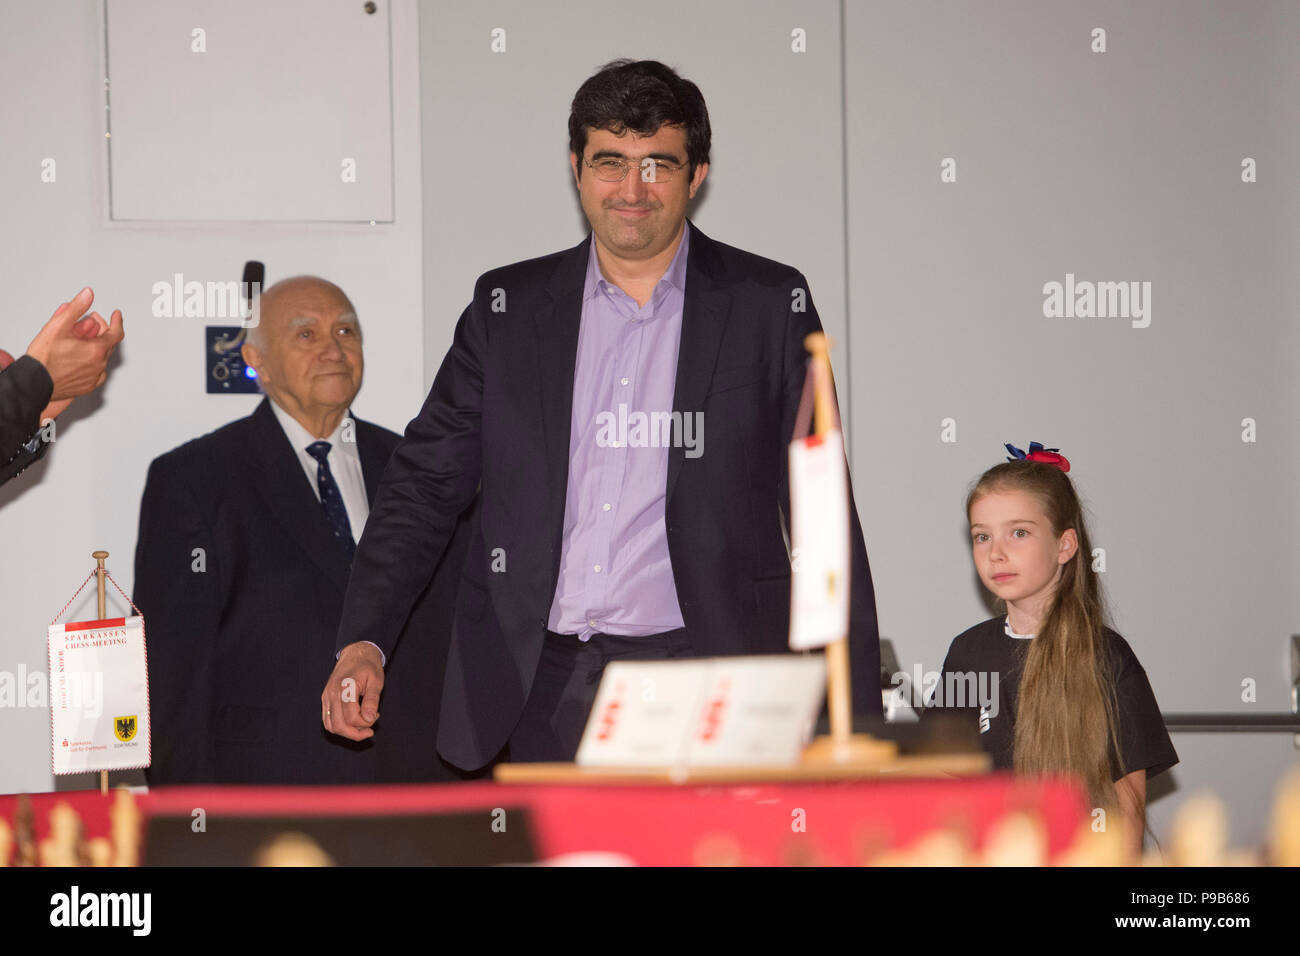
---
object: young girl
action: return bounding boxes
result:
[935,443,1178,855]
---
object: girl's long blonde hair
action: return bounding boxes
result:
[967,460,1123,809]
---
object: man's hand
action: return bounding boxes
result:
[321,642,385,740]
[24,288,125,401]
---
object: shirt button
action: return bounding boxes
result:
[588,618,597,628]
[602,503,611,512]
[611,441,621,448]
[594,564,602,573]
[620,377,629,386]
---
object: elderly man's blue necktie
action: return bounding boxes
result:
[305,441,355,563]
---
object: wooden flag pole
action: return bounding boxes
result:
[800,334,896,766]
[93,551,109,796]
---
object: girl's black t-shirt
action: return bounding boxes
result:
[925,616,1178,781]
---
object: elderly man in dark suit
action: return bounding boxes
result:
[136,276,469,785]
[323,60,882,771]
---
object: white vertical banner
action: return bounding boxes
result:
[48,616,151,774]
[788,428,850,650]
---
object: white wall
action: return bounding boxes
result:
[0,0,427,792]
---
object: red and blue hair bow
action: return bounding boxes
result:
[1005,441,1070,473]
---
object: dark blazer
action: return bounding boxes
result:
[0,356,53,487]
[135,398,471,785]
[337,220,882,771]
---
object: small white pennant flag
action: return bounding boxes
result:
[788,428,850,650]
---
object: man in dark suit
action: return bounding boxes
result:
[323,59,881,770]
[136,276,468,784]
[1,287,123,487]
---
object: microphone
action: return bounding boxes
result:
[213,261,265,355]
[242,260,265,312]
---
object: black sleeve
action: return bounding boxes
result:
[335,297,485,660]
[0,356,54,486]
[134,454,220,784]
[1108,634,1179,781]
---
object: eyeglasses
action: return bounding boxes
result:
[585,157,687,183]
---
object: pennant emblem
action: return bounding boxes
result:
[114,715,138,742]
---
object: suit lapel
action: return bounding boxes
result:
[353,414,392,505]
[537,236,589,552]
[246,398,352,592]
[667,222,731,503]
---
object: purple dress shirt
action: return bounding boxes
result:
[546,227,691,641]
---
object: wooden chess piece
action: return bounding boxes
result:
[87,837,113,868]
[40,802,82,867]
[982,811,1048,866]
[14,795,36,866]
[254,832,335,867]
[1056,817,1129,867]
[109,789,141,867]
[1169,792,1227,867]
[911,827,975,866]
[1269,766,1300,866]
[867,826,971,866]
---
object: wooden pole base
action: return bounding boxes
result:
[801,733,899,768]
